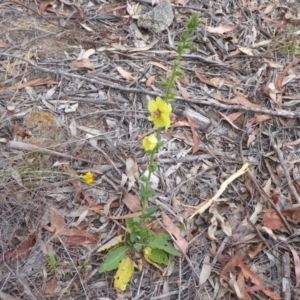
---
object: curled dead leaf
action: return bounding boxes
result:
[69,58,95,70]
[162,213,188,253]
[116,66,136,81]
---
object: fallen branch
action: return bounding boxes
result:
[7,141,99,165]
[1,53,300,118]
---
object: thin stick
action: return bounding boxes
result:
[7,141,100,165]
[270,135,300,203]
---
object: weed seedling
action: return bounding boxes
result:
[98,14,199,292]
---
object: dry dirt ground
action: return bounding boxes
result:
[1,0,300,299]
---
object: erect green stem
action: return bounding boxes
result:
[141,128,161,214]
[164,59,180,103]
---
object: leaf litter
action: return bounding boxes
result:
[1,0,300,299]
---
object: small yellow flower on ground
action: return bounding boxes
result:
[148,97,172,129]
[143,134,158,151]
[82,171,93,185]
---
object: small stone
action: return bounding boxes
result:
[137,0,174,33]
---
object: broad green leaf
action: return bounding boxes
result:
[97,235,124,253]
[114,256,134,293]
[133,244,142,251]
[144,247,168,265]
[98,246,130,274]
[142,205,160,219]
[148,234,181,256]
[149,248,169,265]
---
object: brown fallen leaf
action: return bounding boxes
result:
[195,71,219,88]
[261,208,284,230]
[247,128,260,147]
[60,235,99,246]
[230,273,252,300]
[126,155,139,185]
[162,213,188,253]
[185,112,199,153]
[221,254,281,300]
[263,58,284,69]
[177,82,191,98]
[271,189,280,204]
[227,111,245,122]
[69,58,95,70]
[282,204,300,222]
[39,0,55,15]
[81,190,97,207]
[120,187,141,213]
[146,75,156,87]
[44,205,99,246]
[245,114,272,127]
[275,58,300,91]
[218,111,243,131]
[207,24,239,34]
[230,95,262,109]
[2,232,36,261]
[199,253,211,285]
[0,78,58,91]
[0,39,7,48]
[116,66,136,81]
[46,7,72,16]
[44,277,57,295]
[293,180,300,195]
[13,124,29,137]
[287,245,300,287]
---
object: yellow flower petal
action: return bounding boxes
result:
[148,100,158,113]
[82,171,94,185]
[143,134,158,151]
[147,97,172,130]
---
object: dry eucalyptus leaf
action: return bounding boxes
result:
[116,66,136,81]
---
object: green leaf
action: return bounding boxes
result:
[149,248,169,265]
[149,161,157,173]
[133,244,142,251]
[175,68,184,76]
[98,246,130,274]
[187,13,199,30]
[139,185,155,203]
[140,176,148,183]
[157,141,164,148]
[148,234,181,256]
[177,42,185,53]
[142,205,160,219]
[129,232,137,244]
[160,78,169,87]
[181,33,189,42]
[47,253,58,272]
[184,42,192,49]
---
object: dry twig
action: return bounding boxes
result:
[270,135,300,204]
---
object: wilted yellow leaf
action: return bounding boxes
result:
[114,256,134,293]
[97,235,124,253]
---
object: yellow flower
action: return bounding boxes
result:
[143,134,158,151]
[82,171,93,185]
[148,97,172,129]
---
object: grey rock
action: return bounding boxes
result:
[137,0,174,33]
